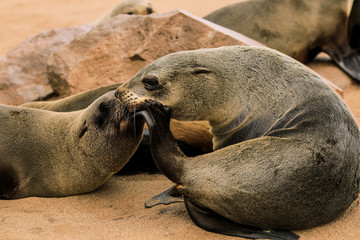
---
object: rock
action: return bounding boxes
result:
[0,25,92,105]
[0,9,342,105]
[47,10,263,95]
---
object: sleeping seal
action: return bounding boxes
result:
[94,0,154,25]
[204,0,360,81]
[115,46,360,236]
[0,91,144,198]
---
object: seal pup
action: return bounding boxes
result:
[0,91,144,199]
[115,46,360,233]
[94,0,154,25]
[204,0,360,81]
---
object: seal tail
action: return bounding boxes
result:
[184,199,300,240]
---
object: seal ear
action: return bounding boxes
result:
[191,67,212,75]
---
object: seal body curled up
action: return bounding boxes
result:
[0,91,144,199]
[115,46,360,231]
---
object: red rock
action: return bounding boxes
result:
[47,10,263,95]
[0,25,92,105]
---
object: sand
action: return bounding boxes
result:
[1,1,360,239]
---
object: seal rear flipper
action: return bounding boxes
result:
[348,0,360,49]
[145,185,184,208]
[0,165,19,199]
[184,199,299,240]
[324,43,360,81]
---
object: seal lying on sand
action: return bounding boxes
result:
[115,46,360,235]
[0,91,144,199]
[94,0,154,25]
[204,0,360,81]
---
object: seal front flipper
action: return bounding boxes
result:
[145,185,184,208]
[184,199,299,240]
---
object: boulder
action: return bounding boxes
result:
[0,9,342,105]
[47,10,263,95]
[0,25,92,105]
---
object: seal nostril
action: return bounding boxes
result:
[147,7,153,14]
[114,90,119,98]
[99,102,110,113]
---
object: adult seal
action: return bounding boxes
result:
[0,91,144,199]
[204,0,360,81]
[115,46,360,237]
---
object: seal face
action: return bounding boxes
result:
[115,46,360,231]
[0,91,144,199]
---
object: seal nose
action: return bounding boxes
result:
[146,7,153,14]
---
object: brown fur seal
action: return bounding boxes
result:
[115,46,360,236]
[0,91,144,199]
[94,0,154,25]
[204,0,360,81]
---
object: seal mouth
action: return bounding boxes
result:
[116,90,150,113]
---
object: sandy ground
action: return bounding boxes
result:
[1,0,360,239]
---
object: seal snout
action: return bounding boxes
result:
[115,89,150,112]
